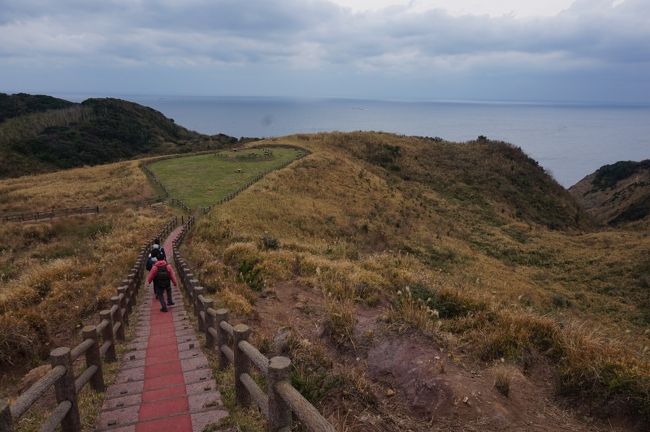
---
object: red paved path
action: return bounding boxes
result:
[96,226,228,432]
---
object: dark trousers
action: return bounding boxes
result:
[154,284,172,309]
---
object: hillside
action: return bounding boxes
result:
[0,94,240,178]
[182,132,649,431]
[570,160,650,227]
[0,159,173,372]
[0,93,74,123]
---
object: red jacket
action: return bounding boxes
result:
[147,260,178,286]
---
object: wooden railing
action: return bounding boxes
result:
[140,161,169,204]
[199,145,310,214]
[0,217,178,432]
[172,217,334,432]
[141,158,192,213]
[169,197,191,213]
[1,206,100,223]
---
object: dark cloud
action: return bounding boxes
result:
[0,0,648,101]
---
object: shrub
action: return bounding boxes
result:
[322,296,356,349]
[0,314,37,367]
[287,337,341,403]
[409,283,483,319]
[493,366,512,397]
[477,312,561,362]
[260,232,280,250]
[592,160,650,191]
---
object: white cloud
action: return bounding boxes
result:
[327,0,577,17]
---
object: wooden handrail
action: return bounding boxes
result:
[0,205,100,223]
[70,339,93,362]
[173,214,334,432]
[9,366,66,419]
[275,381,335,432]
[238,340,269,375]
[0,216,179,432]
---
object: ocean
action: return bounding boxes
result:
[65,95,650,187]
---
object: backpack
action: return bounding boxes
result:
[154,264,171,289]
[146,255,157,271]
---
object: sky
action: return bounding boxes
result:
[1,0,649,103]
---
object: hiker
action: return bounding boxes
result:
[146,248,177,312]
[153,238,166,261]
[146,238,166,271]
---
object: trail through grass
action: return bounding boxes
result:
[148,147,304,208]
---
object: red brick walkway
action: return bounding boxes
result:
[96,226,228,431]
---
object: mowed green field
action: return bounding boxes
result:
[148,147,304,208]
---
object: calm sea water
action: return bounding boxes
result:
[64,95,650,187]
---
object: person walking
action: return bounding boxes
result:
[146,248,177,312]
[153,238,167,261]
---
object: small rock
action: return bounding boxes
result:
[386,389,395,397]
[462,396,470,405]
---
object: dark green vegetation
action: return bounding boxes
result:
[570,158,650,226]
[0,93,74,123]
[147,147,304,208]
[341,133,591,230]
[592,160,650,191]
[0,93,243,179]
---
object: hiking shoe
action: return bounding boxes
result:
[160,307,168,312]
[167,301,175,306]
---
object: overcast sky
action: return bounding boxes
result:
[1,0,648,102]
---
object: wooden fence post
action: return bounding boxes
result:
[82,325,105,392]
[100,310,117,362]
[111,297,125,341]
[194,287,205,328]
[0,399,13,432]
[50,347,81,432]
[204,300,215,350]
[233,324,251,407]
[215,309,230,369]
[268,357,292,431]
[189,279,199,301]
[117,287,128,325]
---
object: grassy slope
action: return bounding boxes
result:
[183,132,650,429]
[570,160,650,227]
[0,95,240,179]
[0,160,173,374]
[147,147,304,208]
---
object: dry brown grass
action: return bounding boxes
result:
[0,160,152,214]
[182,132,650,425]
[493,365,512,397]
[0,160,173,376]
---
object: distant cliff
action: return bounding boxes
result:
[0,93,240,178]
[570,159,650,226]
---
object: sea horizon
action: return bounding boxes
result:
[43,93,650,187]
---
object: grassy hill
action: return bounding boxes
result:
[0,94,241,178]
[147,147,305,208]
[570,159,650,227]
[0,93,74,123]
[0,160,173,371]
[182,132,649,431]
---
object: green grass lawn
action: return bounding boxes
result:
[148,147,304,208]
